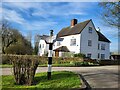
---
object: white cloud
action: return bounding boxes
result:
[23,20,57,31]
[3,0,118,2]
[3,8,26,24]
[32,2,87,17]
[3,2,41,10]
[3,2,87,17]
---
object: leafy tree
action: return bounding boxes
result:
[1,20,33,55]
[99,2,120,28]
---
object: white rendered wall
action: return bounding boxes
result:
[80,21,98,59]
[98,41,110,59]
[38,39,48,56]
[53,34,81,54]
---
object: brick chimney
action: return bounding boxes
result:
[71,19,77,27]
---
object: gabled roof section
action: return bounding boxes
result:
[57,19,91,38]
[53,46,70,52]
[40,35,49,40]
[96,31,111,43]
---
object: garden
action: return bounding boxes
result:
[1,54,82,90]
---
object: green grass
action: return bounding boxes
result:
[0,64,12,68]
[39,63,75,67]
[2,71,81,90]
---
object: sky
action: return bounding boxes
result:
[1,2,118,52]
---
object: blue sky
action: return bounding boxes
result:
[1,2,118,52]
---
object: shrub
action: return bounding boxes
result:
[74,53,86,58]
[74,61,89,66]
[9,55,39,85]
[2,54,12,64]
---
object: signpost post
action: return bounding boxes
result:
[45,30,54,80]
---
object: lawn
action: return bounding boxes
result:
[0,64,12,68]
[2,71,81,90]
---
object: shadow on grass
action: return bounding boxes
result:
[34,71,73,85]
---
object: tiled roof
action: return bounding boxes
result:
[53,46,70,52]
[96,31,111,43]
[40,35,49,40]
[57,19,110,43]
[57,19,91,38]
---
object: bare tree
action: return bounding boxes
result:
[1,20,17,53]
[99,2,120,28]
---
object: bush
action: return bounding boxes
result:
[2,54,84,65]
[8,55,39,85]
[84,58,98,64]
[74,61,89,66]
[74,53,86,58]
[2,54,12,64]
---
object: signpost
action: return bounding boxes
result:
[45,30,54,80]
[44,30,63,80]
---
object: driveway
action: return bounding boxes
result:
[2,65,119,89]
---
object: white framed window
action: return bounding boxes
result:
[89,27,92,33]
[101,44,105,50]
[88,40,92,46]
[101,54,105,59]
[70,39,76,46]
[87,53,92,58]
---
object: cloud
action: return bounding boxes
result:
[32,2,87,17]
[3,2,88,18]
[23,20,58,31]
[3,8,26,24]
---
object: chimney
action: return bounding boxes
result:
[71,19,77,27]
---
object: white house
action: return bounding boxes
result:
[38,19,110,59]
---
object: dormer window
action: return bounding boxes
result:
[89,27,92,33]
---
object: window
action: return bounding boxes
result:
[98,53,100,58]
[70,39,76,46]
[57,41,61,46]
[87,53,92,58]
[42,44,44,48]
[40,44,41,48]
[88,40,92,46]
[98,43,100,50]
[89,27,92,33]
[101,54,105,59]
[101,44,105,50]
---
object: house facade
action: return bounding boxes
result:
[38,19,110,59]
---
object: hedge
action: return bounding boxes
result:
[3,54,39,85]
[2,54,84,65]
[98,59,120,65]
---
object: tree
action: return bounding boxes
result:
[33,34,41,55]
[99,2,120,28]
[1,20,33,55]
[1,20,17,54]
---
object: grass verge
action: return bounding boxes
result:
[0,64,12,68]
[2,71,81,90]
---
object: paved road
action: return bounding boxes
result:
[2,65,119,88]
